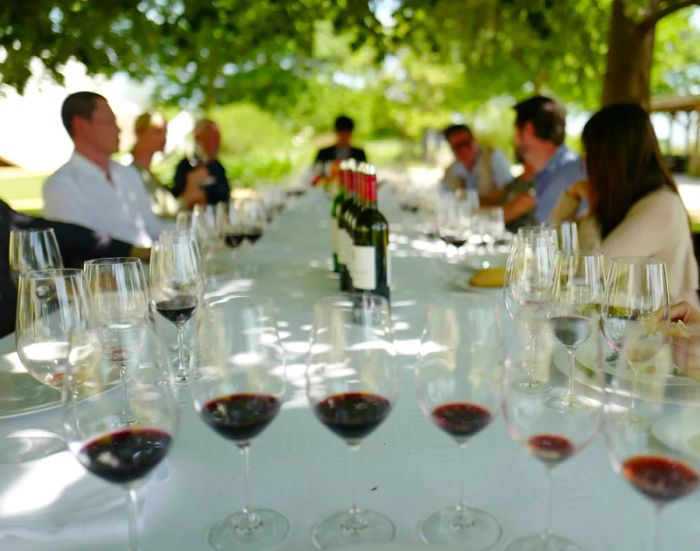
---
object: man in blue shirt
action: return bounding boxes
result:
[173,119,230,205]
[512,96,586,223]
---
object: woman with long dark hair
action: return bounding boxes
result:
[551,102,699,306]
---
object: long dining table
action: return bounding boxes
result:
[0,185,698,551]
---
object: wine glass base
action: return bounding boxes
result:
[505,532,582,551]
[206,508,289,550]
[311,508,395,549]
[419,504,501,549]
[544,389,599,413]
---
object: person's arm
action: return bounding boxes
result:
[205,161,230,204]
[172,159,190,198]
[502,192,536,223]
[479,188,507,207]
[42,174,85,223]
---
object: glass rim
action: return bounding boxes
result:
[83,256,142,266]
[608,256,666,267]
[9,227,57,235]
[19,267,82,280]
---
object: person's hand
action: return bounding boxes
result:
[669,301,700,382]
[566,180,590,202]
[670,301,700,326]
[182,166,208,207]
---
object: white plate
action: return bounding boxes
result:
[461,252,508,271]
[652,411,700,461]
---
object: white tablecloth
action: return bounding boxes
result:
[1,188,698,551]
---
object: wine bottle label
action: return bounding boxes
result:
[332,219,340,257]
[352,246,376,290]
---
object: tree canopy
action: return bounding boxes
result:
[1,0,699,119]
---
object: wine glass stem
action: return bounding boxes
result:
[348,444,360,514]
[240,444,253,515]
[125,487,139,551]
[650,504,661,551]
[542,466,553,541]
[567,348,576,397]
[457,442,469,512]
[120,365,133,424]
[176,323,187,381]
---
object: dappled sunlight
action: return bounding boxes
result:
[0,452,84,517]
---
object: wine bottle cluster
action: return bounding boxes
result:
[331,160,390,301]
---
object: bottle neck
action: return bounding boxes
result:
[364,175,377,209]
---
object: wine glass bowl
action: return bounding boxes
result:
[502,324,605,550]
[605,336,700,549]
[306,295,399,549]
[191,294,288,550]
[63,321,178,551]
[9,228,63,283]
[415,294,504,549]
[547,250,604,410]
[15,268,90,389]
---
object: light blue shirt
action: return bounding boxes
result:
[534,145,586,223]
[442,147,513,194]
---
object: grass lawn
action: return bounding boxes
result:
[0,170,47,216]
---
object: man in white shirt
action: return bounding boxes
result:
[43,92,162,247]
[440,124,512,199]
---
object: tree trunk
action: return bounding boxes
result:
[601,0,656,108]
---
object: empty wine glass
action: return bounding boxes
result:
[307,295,399,549]
[63,321,178,551]
[605,326,700,550]
[191,294,288,550]
[416,294,504,549]
[84,257,151,423]
[9,228,63,283]
[547,250,605,409]
[176,209,218,263]
[16,268,90,389]
[149,234,203,383]
[502,324,604,550]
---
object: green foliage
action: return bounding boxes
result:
[653,8,700,96]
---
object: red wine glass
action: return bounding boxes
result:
[191,294,288,550]
[63,321,178,551]
[149,234,203,383]
[416,294,504,549]
[604,327,700,550]
[502,323,604,550]
[306,295,399,549]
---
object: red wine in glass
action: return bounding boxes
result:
[431,402,492,441]
[528,434,574,465]
[155,295,198,325]
[200,393,281,443]
[440,235,467,248]
[224,233,245,248]
[244,231,263,243]
[549,315,592,348]
[623,455,699,503]
[314,392,391,444]
[78,428,172,485]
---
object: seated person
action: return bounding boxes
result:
[131,112,205,216]
[500,159,537,233]
[510,96,586,222]
[173,119,230,205]
[440,124,512,198]
[43,91,162,247]
[550,102,699,307]
[0,198,141,337]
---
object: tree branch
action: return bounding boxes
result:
[639,0,700,31]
